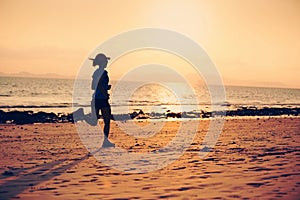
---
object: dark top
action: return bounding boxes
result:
[92,69,109,99]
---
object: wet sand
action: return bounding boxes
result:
[0,117,299,199]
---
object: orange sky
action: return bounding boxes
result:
[0,0,299,88]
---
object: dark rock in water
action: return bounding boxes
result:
[130,111,139,119]
[1,110,34,124]
[61,113,74,123]
[128,110,150,119]
[225,107,300,117]
[0,107,299,124]
[166,112,181,118]
[0,110,6,123]
[32,111,58,123]
[202,112,211,118]
[0,110,75,124]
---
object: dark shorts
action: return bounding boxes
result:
[93,98,110,110]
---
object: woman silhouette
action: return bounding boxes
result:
[74,53,114,148]
[88,53,114,148]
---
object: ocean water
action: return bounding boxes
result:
[0,76,299,115]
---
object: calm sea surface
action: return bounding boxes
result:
[0,76,299,114]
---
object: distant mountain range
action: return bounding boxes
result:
[0,71,75,79]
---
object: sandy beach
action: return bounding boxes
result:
[0,117,299,199]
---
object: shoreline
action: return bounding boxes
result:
[0,106,299,124]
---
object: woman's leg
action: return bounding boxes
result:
[84,99,99,126]
[101,105,114,147]
[100,106,111,139]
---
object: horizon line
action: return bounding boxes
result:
[0,71,299,90]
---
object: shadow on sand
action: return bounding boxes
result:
[0,151,98,199]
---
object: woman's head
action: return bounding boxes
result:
[89,53,110,68]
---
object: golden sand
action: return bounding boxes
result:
[0,117,299,199]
